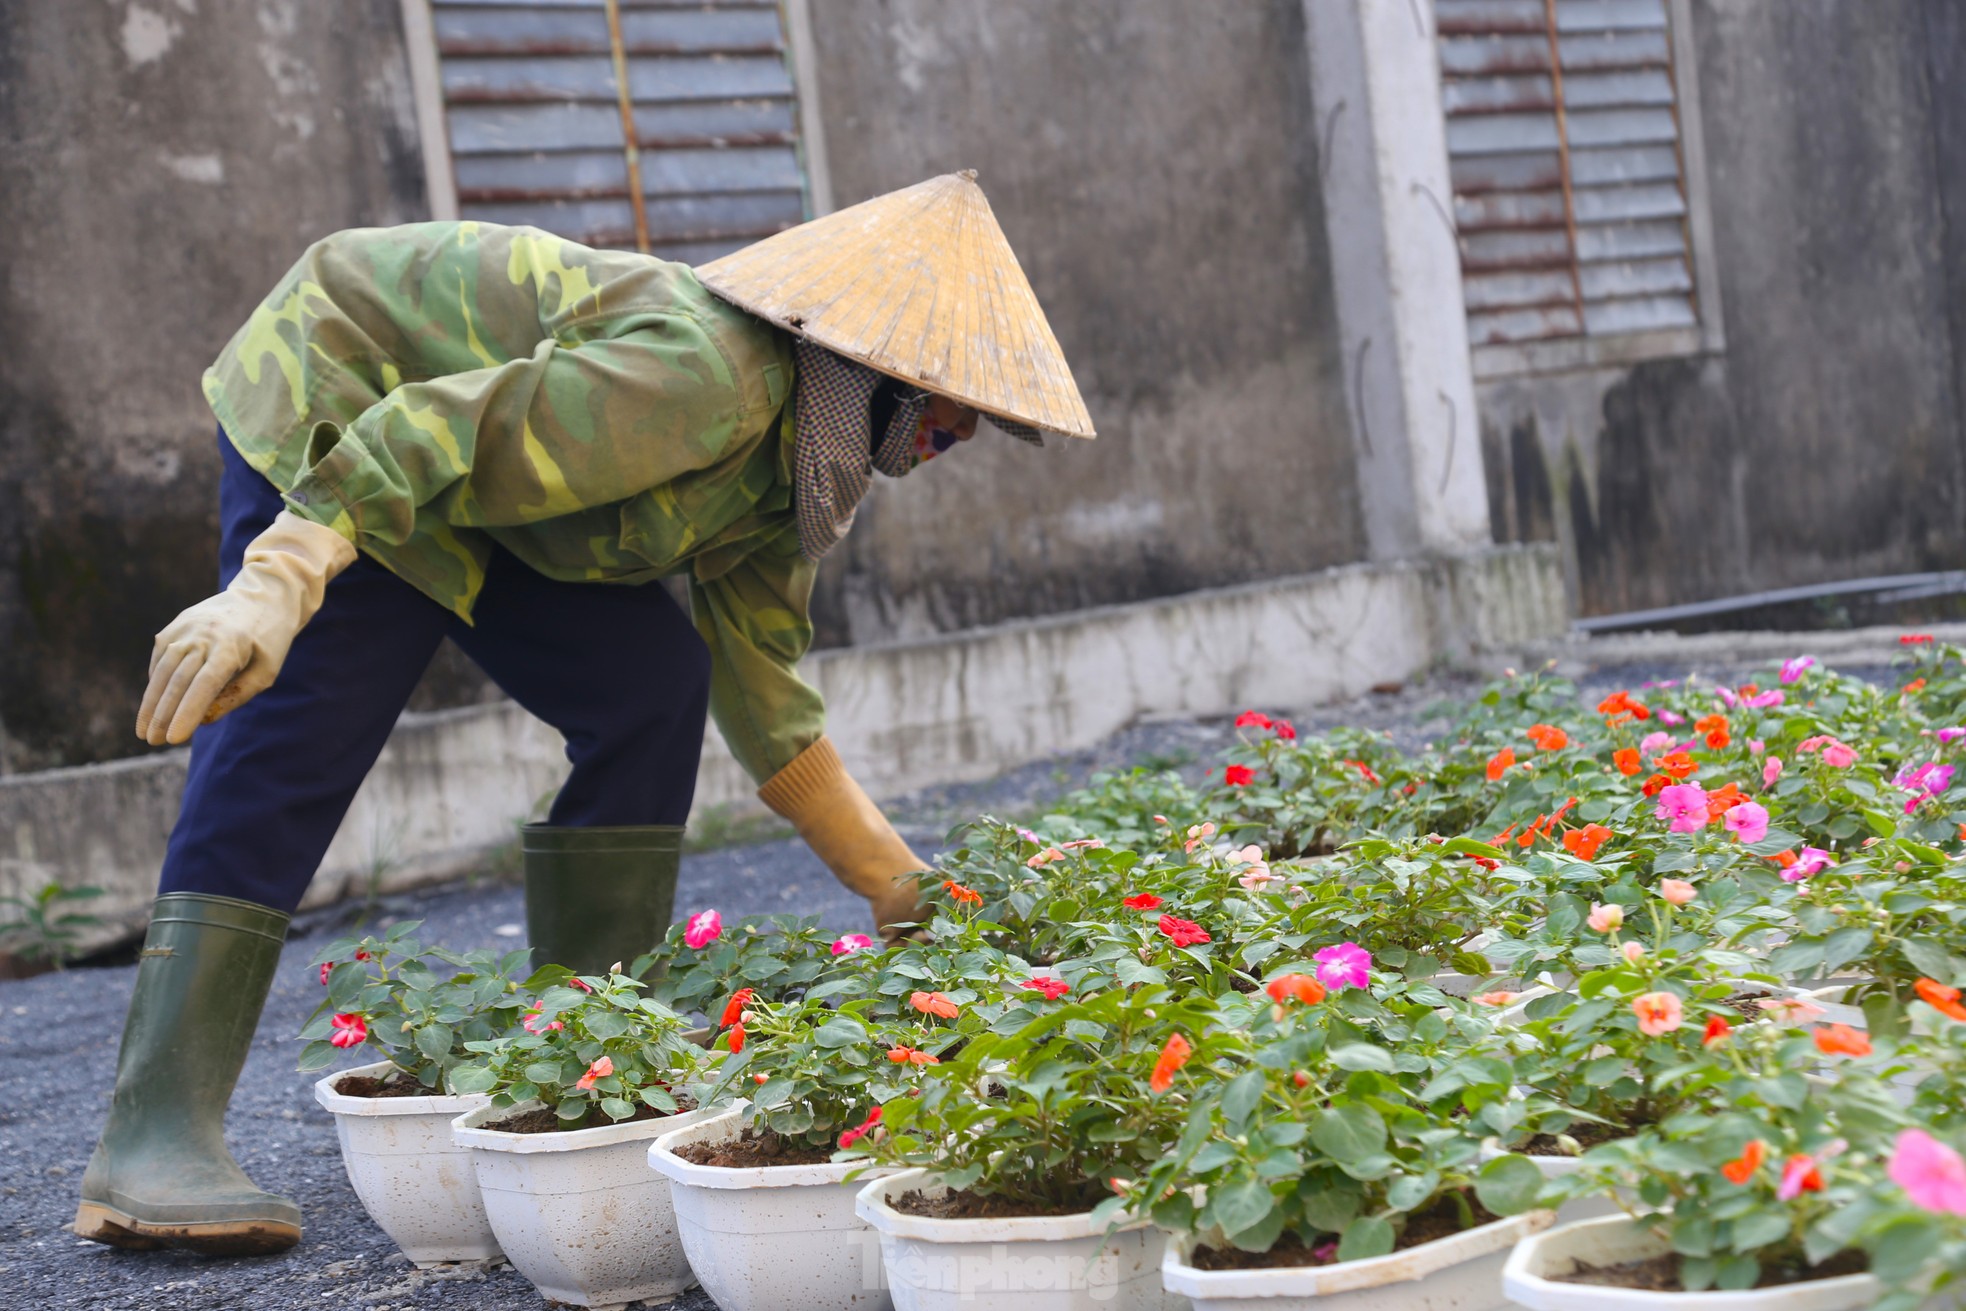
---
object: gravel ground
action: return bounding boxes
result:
[0,648,1904,1310]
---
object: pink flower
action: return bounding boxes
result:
[319,962,334,986]
[1639,731,1674,756]
[1744,690,1785,710]
[1890,1129,1966,1216]
[574,1055,614,1090]
[1895,762,1956,814]
[1779,1154,1825,1200]
[1655,783,1710,833]
[1762,757,1783,788]
[1622,941,1647,964]
[1783,847,1836,882]
[1587,902,1625,933]
[1822,741,1858,768]
[1659,710,1685,726]
[1020,976,1070,1001]
[1027,847,1064,868]
[1312,942,1372,990]
[522,1005,563,1034]
[1749,739,1765,755]
[1780,656,1815,684]
[1757,996,1826,1024]
[1659,878,1697,905]
[831,933,874,956]
[328,1013,368,1049]
[1715,685,1738,708]
[683,909,723,950]
[1940,727,1966,745]
[1472,990,1521,1007]
[1724,801,1770,844]
[1632,991,1683,1035]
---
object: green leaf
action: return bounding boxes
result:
[1729,1209,1792,1251]
[814,1017,869,1049]
[1327,1044,1394,1073]
[1221,1070,1265,1130]
[1336,1214,1395,1262]
[1901,937,1965,983]
[1311,1106,1387,1163]
[1474,1154,1544,1216]
[447,1064,497,1094]
[414,1023,454,1060]
[1385,1171,1437,1213]
[1868,1215,1941,1285]
[1211,1177,1274,1239]
[599,1096,634,1122]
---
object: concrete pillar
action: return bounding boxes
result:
[1303,0,1492,558]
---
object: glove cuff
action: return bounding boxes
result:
[757,735,848,821]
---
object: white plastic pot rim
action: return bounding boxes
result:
[854,1168,1149,1243]
[1162,1208,1554,1299]
[649,1106,889,1190]
[314,1059,485,1116]
[1501,1214,1881,1310]
[450,1098,706,1154]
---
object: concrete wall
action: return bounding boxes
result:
[797,0,1367,648]
[1478,0,1966,618]
[0,0,431,773]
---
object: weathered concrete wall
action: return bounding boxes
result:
[798,0,1366,647]
[0,0,429,772]
[1478,0,1966,618]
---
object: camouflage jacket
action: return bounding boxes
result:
[202,221,818,785]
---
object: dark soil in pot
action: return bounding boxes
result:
[1522,1121,1633,1154]
[1555,1248,1867,1291]
[674,1127,835,1168]
[890,1183,1109,1220]
[334,1070,437,1099]
[1191,1193,1499,1270]
[485,1095,695,1134]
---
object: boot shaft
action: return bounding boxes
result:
[522,823,684,976]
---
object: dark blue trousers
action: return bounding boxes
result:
[158,432,712,913]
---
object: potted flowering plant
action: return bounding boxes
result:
[299,921,531,1265]
[841,984,1220,1310]
[1139,980,1552,1311]
[1503,1013,1955,1310]
[646,989,951,1311]
[446,967,713,1309]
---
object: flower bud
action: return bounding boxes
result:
[1292,1070,1310,1088]
[1621,941,1647,964]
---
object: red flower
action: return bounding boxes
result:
[328,1013,368,1049]
[1224,764,1255,787]
[1343,759,1381,784]
[1902,634,1935,645]
[1274,719,1297,740]
[1702,1016,1733,1048]
[1813,1024,1871,1057]
[1121,893,1163,911]
[727,1023,745,1054]
[941,880,983,907]
[1265,973,1326,1006]
[1915,977,1966,1022]
[720,987,755,1029]
[1527,724,1569,751]
[1149,1033,1192,1094]
[1722,1139,1767,1185]
[1020,976,1070,1001]
[838,1105,883,1149]
[1641,772,1673,797]
[1157,915,1212,948]
[1486,747,1516,781]
[1234,710,1272,729]
[1562,824,1613,862]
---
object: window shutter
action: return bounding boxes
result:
[430,0,808,261]
[1435,0,1698,347]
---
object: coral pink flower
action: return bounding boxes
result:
[838,1105,883,1149]
[1654,783,1709,832]
[1027,847,1064,868]
[328,1013,368,1049]
[1822,741,1858,768]
[1621,941,1647,964]
[1158,915,1212,948]
[1587,902,1624,933]
[574,1055,614,1090]
[831,933,874,956]
[683,909,723,949]
[1890,1129,1966,1216]
[1763,757,1783,788]
[1313,942,1371,990]
[1020,976,1070,1001]
[1659,878,1697,905]
[1223,764,1255,787]
[1122,893,1163,911]
[1472,991,1521,1007]
[1724,801,1770,844]
[522,1005,563,1035]
[909,991,961,1019]
[1779,1154,1825,1200]
[1266,973,1327,1006]
[1758,996,1826,1024]
[1632,991,1683,1035]
[1780,656,1815,684]
[1149,1033,1192,1094]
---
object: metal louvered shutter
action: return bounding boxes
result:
[429,0,808,263]
[1434,0,1700,352]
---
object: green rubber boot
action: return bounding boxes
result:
[523,823,684,976]
[75,893,301,1255]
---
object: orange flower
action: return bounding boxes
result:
[1527,724,1569,751]
[1265,973,1327,1006]
[727,1022,745,1054]
[1813,1024,1871,1057]
[1149,1033,1192,1094]
[1641,773,1674,797]
[1486,747,1516,781]
[887,1045,939,1066]
[1597,691,1652,726]
[719,987,755,1029]
[1721,1139,1767,1185]
[1695,713,1731,750]
[1613,747,1642,776]
[941,880,984,907]
[1905,678,1929,695]
[574,1055,614,1090]
[909,991,961,1019]
[1562,824,1614,862]
[1703,782,1744,820]
[1660,751,1697,780]
[1915,978,1966,1022]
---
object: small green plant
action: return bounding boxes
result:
[0,882,105,967]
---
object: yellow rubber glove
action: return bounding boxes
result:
[136,511,357,745]
[757,737,929,938]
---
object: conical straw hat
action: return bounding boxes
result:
[696,171,1095,439]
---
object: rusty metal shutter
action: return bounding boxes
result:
[1434,0,1699,347]
[429,0,808,262]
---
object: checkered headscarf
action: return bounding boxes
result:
[792,341,1043,562]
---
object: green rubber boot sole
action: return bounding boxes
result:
[523,823,684,976]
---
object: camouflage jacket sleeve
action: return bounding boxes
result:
[687,532,826,785]
[283,310,754,548]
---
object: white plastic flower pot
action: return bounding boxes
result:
[312,1060,499,1266]
[451,1100,714,1309]
[854,1168,1182,1311]
[1161,1209,1552,1311]
[1502,1214,1895,1310]
[1479,1144,1624,1225]
[648,1107,892,1311]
